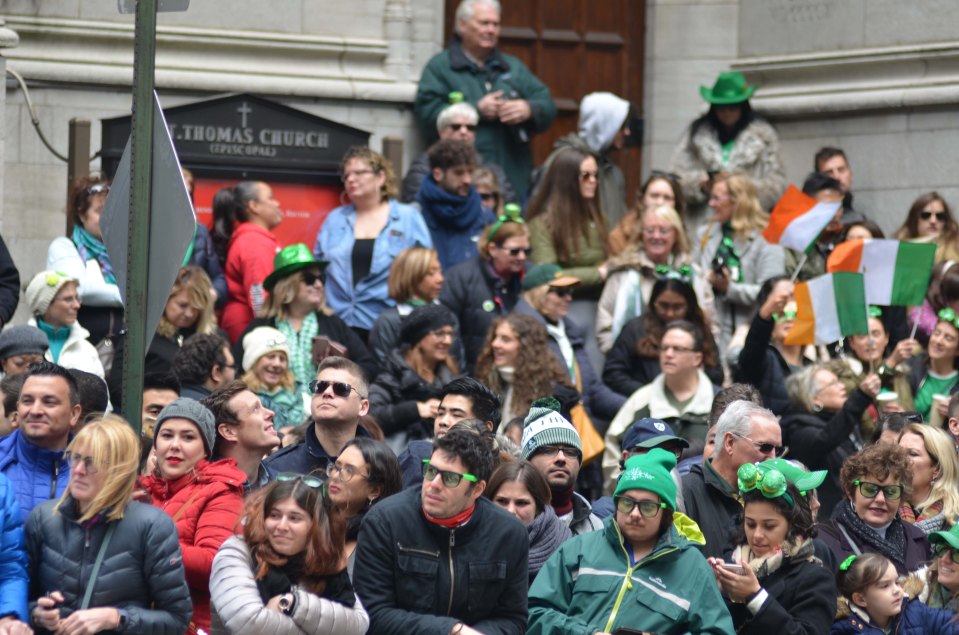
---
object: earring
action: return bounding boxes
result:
[812,402,823,413]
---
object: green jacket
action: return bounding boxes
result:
[528,216,607,296]
[414,37,556,197]
[528,517,734,635]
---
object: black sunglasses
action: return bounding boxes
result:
[732,433,783,456]
[449,123,477,132]
[302,271,324,286]
[920,211,947,221]
[480,192,499,202]
[308,380,365,399]
[649,170,681,184]
[935,545,959,564]
[548,286,574,298]
[498,245,532,257]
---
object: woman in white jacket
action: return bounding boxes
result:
[209,476,368,635]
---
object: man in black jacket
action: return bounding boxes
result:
[0,235,19,329]
[353,428,528,635]
[682,399,781,559]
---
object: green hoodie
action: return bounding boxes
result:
[528,516,734,634]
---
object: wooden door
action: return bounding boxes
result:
[443,0,647,201]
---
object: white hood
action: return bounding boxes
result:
[578,92,630,154]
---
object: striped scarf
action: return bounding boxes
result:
[277,312,319,389]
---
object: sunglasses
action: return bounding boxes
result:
[276,472,324,488]
[497,245,532,257]
[302,271,324,286]
[422,459,478,488]
[548,286,574,298]
[732,433,783,456]
[935,546,959,564]
[308,380,364,399]
[479,192,499,202]
[920,211,947,221]
[86,183,110,196]
[854,479,904,500]
[449,123,477,132]
[69,452,100,474]
[649,170,681,183]
[532,444,583,462]
[773,309,797,323]
[579,170,599,181]
[614,496,666,518]
[326,461,370,483]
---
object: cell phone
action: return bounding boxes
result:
[720,563,744,575]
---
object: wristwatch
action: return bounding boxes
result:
[278,593,296,615]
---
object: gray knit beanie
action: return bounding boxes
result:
[153,397,216,455]
[0,325,49,360]
[520,396,582,460]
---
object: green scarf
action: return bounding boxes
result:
[277,312,319,389]
[72,225,116,284]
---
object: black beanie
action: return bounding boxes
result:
[399,304,455,346]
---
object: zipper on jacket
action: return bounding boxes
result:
[603,522,678,633]
[397,543,441,558]
[446,530,456,616]
[49,460,59,499]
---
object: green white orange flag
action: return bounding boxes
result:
[785,272,868,346]
[827,239,936,307]
[762,185,842,253]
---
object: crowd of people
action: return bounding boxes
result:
[0,0,956,633]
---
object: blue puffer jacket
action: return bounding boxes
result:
[189,224,228,309]
[831,598,957,634]
[0,472,27,621]
[0,430,70,522]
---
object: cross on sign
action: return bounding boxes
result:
[237,102,252,128]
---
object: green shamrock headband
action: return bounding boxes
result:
[737,463,794,507]
[486,203,525,241]
[867,305,882,319]
[654,263,693,284]
[839,554,857,572]
[939,307,959,329]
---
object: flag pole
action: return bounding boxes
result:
[909,318,920,341]
[790,253,808,284]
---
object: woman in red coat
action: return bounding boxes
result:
[139,397,246,633]
[215,181,283,343]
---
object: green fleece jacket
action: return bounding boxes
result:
[528,517,733,635]
[414,36,556,198]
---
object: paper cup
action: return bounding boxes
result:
[875,392,899,412]
[930,394,950,428]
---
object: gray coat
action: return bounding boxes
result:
[693,223,785,352]
[209,535,369,635]
[25,497,192,634]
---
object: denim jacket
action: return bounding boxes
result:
[313,200,432,330]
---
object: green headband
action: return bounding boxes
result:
[939,307,959,329]
[486,203,524,241]
[839,554,857,572]
[654,263,693,283]
[738,463,794,507]
[868,305,882,319]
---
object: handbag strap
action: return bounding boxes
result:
[81,522,116,609]
[836,522,863,556]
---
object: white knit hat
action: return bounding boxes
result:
[242,326,290,371]
[25,271,77,317]
[521,397,582,460]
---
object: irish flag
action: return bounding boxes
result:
[827,239,936,306]
[763,185,842,253]
[785,272,868,345]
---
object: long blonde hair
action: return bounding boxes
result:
[899,423,959,523]
[715,173,768,236]
[157,266,217,338]
[260,269,334,320]
[56,415,140,523]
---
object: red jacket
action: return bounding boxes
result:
[140,459,246,632]
[222,222,280,343]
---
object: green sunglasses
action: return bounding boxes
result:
[422,459,478,488]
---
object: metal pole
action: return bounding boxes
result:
[65,118,91,236]
[122,0,158,433]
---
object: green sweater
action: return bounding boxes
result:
[528,517,733,634]
[528,216,607,294]
[414,37,556,198]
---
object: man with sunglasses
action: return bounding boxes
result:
[354,428,528,635]
[682,400,782,559]
[522,398,602,536]
[264,357,371,476]
[416,139,495,270]
[401,102,516,205]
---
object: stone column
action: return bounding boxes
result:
[384,0,413,82]
[0,20,19,225]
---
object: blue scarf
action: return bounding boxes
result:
[416,177,493,270]
[72,225,116,284]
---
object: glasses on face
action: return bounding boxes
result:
[532,444,583,462]
[422,459,478,488]
[302,271,324,286]
[69,453,99,474]
[497,245,532,257]
[276,472,324,488]
[579,170,599,181]
[86,183,110,196]
[480,192,500,202]
[659,344,695,354]
[430,328,455,340]
[449,123,477,132]
[341,169,375,183]
[854,479,904,500]
[732,433,783,456]
[548,286,574,298]
[309,380,365,399]
[935,546,959,564]
[773,309,797,323]
[642,226,674,237]
[326,461,370,483]
[614,495,666,518]
[649,170,681,184]
[920,211,947,222]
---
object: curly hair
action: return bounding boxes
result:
[340,146,398,202]
[635,278,718,368]
[840,443,912,502]
[433,427,495,483]
[734,482,816,548]
[525,146,610,262]
[427,139,478,172]
[243,479,345,595]
[474,314,570,420]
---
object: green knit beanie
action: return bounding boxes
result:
[613,447,678,510]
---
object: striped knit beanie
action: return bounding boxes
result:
[521,396,582,460]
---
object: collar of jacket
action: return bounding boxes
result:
[415,486,490,545]
[13,429,69,472]
[447,35,509,73]
[305,420,370,460]
[703,459,738,499]
[571,491,594,524]
[603,515,680,564]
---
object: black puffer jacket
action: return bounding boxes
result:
[353,487,528,635]
[782,388,870,519]
[368,348,459,438]
[733,312,808,415]
[440,256,526,372]
[681,461,742,559]
[25,496,192,634]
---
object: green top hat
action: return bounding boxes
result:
[263,243,328,291]
[700,71,757,105]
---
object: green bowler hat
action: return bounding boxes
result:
[700,71,757,105]
[263,243,328,291]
